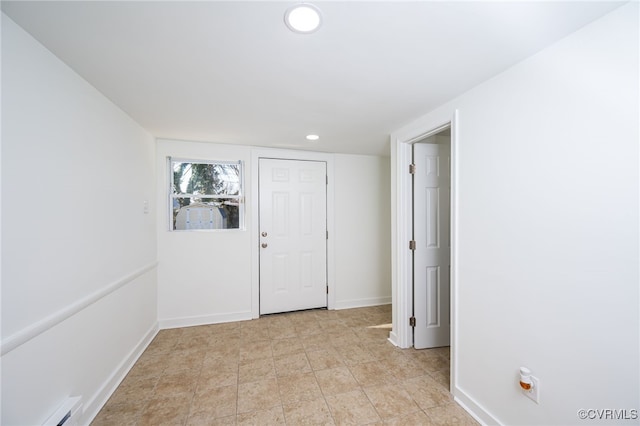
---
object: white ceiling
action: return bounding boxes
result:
[2,1,624,156]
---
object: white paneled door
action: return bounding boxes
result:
[259,158,327,315]
[414,143,451,349]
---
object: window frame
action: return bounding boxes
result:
[168,157,245,231]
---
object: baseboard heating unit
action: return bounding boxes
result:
[42,397,82,426]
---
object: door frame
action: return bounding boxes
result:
[251,148,335,319]
[390,109,459,391]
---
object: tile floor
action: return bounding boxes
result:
[92,305,478,425]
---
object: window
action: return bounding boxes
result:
[169,158,244,231]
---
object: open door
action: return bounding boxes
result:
[413,140,451,349]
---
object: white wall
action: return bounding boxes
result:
[156,140,254,326]
[156,140,391,327]
[334,154,391,308]
[1,14,157,425]
[391,4,638,425]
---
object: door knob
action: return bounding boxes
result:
[261,232,268,237]
[261,243,268,248]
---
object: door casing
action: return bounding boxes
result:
[251,148,335,319]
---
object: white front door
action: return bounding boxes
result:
[413,142,451,349]
[259,158,327,315]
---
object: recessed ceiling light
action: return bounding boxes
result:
[284,3,322,34]
[306,134,320,141]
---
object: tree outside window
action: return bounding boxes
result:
[170,159,244,230]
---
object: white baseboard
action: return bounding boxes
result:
[454,387,501,426]
[82,321,159,425]
[387,331,400,347]
[333,296,391,310]
[159,311,253,330]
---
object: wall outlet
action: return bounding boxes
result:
[523,375,540,404]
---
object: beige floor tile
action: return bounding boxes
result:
[163,348,207,374]
[316,310,341,320]
[268,325,298,340]
[209,333,240,345]
[335,344,377,366]
[424,403,479,425]
[199,363,238,389]
[432,346,450,360]
[126,353,167,378]
[181,324,215,338]
[364,384,421,420]
[240,327,270,343]
[315,366,360,396]
[378,356,426,381]
[108,375,159,404]
[415,354,449,373]
[208,321,241,333]
[185,410,215,426]
[237,378,281,414]
[261,315,291,327]
[415,347,442,356]
[186,412,237,426]
[283,397,335,425]
[139,394,192,426]
[176,334,213,351]
[352,327,391,343]
[383,410,436,425]
[429,369,451,390]
[301,332,333,352]
[239,357,276,383]
[367,342,406,360]
[277,371,323,404]
[92,306,460,426]
[402,375,453,410]
[190,384,237,420]
[307,348,345,371]
[204,345,240,364]
[154,370,200,399]
[319,319,348,332]
[91,399,146,426]
[239,339,273,362]
[328,329,361,347]
[349,361,397,388]
[325,389,381,425]
[295,321,324,337]
[274,352,311,376]
[271,336,304,357]
[237,406,286,425]
[210,415,237,425]
[143,331,181,357]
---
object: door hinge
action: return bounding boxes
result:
[409,240,416,250]
[326,285,329,294]
[409,316,416,327]
[326,230,329,239]
[409,163,416,174]
[326,175,328,185]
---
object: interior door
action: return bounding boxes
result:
[259,158,327,315]
[413,142,451,349]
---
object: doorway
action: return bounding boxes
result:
[258,158,328,315]
[390,110,458,392]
